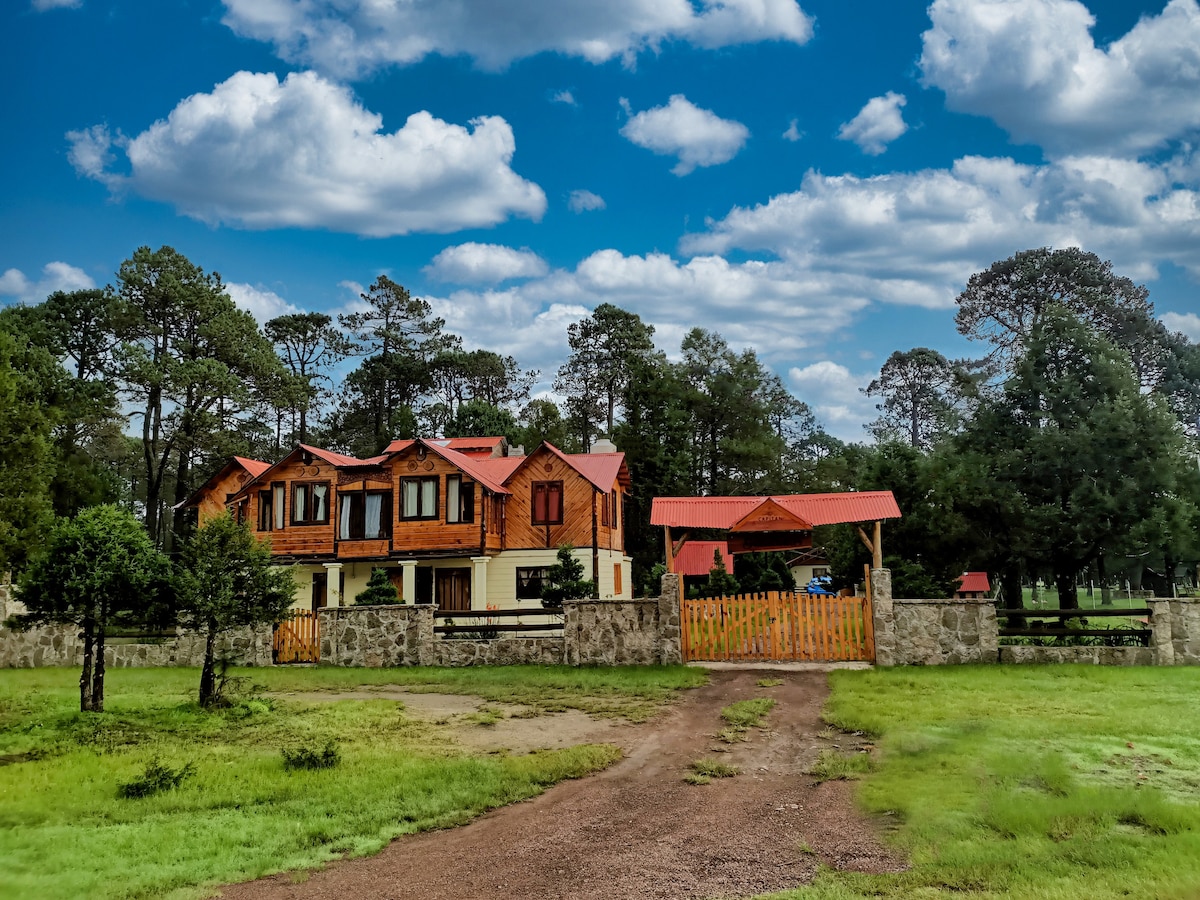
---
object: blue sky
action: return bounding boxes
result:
[3,0,1200,441]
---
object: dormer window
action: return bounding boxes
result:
[292,483,329,525]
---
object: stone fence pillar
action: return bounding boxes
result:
[658,573,682,665]
[870,568,895,666]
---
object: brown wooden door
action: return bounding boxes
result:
[436,569,471,612]
[274,610,321,663]
[311,573,327,613]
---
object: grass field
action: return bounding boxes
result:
[0,665,705,900]
[768,665,1200,900]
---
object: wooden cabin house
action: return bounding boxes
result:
[186,438,632,613]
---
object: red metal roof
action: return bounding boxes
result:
[298,443,370,468]
[232,456,271,479]
[650,492,901,529]
[384,436,507,458]
[418,441,511,495]
[957,572,991,594]
[505,442,631,492]
[674,541,733,577]
[473,456,525,483]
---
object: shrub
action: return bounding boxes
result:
[355,568,401,606]
[282,741,341,771]
[118,758,196,799]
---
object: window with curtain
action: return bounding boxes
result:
[339,491,392,540]
[531,481,563,525]
[292,482,330,525]
[273,483,285,530]
[446,476,475,524]
[400,477,439,519]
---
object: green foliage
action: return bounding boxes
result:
[808,748,873,782]
[540,544,595,607]
[0,666,685,899]
[734,551,794,593]
[865,347,966,450]
[703,549,739,596]
[12,505,170,711]
[689,758,738,778]
[175,512,296,706]
[113,245,287,546]
[354,567,400,606]
[785,666,1200,898]
[720,697,776,728]
[281,741,341,771]
[0,327,57,572]
[118,758,196,799]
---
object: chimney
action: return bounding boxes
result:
[590,438,617,454]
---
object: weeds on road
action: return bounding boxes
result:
[808,748,872,782]
[721,697,776,728]
[756,678,784,687]
[689,757,739,780]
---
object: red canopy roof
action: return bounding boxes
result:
[674,541,733,577]
[958,572,991,594]
[650,492,901,529]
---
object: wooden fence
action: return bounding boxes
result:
[273,609,320,663]
[682,591,874,662]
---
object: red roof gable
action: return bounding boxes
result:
[957,572,991,594]
[383,436,507,458]
[650,492,901,529]
[674,541,734,577]
[504,442,630,492]
[232,456,271,479]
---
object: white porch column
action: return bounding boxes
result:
[471,557,490,610]
[401,560,419,604]
[324,563,343,608]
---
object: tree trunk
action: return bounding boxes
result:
[91,627,106,713]
[199,625,218,707]
[79,620,95,713]
[1099,554,1112,606]
[1001,566,1024,630]
[1055,568,1079,610]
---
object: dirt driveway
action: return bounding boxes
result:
[218,669,905,900]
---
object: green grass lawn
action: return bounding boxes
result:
[0,665,705,900]
[767,665,1200,900]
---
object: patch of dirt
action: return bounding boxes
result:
[222,671,906,900]
[267,688,636,753]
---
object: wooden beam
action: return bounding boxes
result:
[873,520,883,570]
[856,526,874,555]
[591,490,600,599]
[672,531,691,557]
[665,525,674,574]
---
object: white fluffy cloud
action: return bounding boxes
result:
[568,189,606,213]
[0,262,95,304]
[684,154,1200,308]
[620,95,750,175]
[221,0,813,77]
[67,70,546,237]
[920,0,1200,157]
[32,0,81,10]
[424,243,549,284]
[551,90,577,106]
[1162,311,1200,341]
[225,283,300,325]
[787,361,874,442]
[837,92,908,155]
[782,120,803,142]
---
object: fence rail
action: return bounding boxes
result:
[682,591,874,662]
[434,606,564,638]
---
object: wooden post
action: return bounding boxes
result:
[873,520,882,570]
[591,490,600,598]
[665,525,675,574]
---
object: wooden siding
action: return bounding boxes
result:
[504,446,624,552]
[251,459,338,557]
[387,448,492,556]
[195,467,253,525]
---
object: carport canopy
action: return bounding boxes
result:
[650,492,902,574]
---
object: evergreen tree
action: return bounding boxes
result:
[540,545,595,608]
[355,568,401,605]
[704,549,739,596]
[10,505,170,711]
[175,512,295,706]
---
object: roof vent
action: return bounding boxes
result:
[590,439,617,454]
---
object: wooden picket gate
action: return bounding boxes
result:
[273,609,320,663]
[681,590,874,663]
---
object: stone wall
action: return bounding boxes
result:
[0,572,273,668]
[999,646,1155,665]
[432,637,565,667]
[319,604,434,667]
[872,568,1000,666]
[318,575,683,668]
